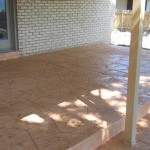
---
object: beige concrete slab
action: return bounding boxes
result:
[97,113,150,150]
[0,43,150,150]
[0,51,20,61]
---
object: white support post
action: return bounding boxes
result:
[125,0,145,146]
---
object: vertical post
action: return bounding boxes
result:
[121,10,124,31]
[125,0,145,146]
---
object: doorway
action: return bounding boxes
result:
[0,0,17,52]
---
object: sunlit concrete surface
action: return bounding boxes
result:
[0,43,150,149]
[98,114,150,150]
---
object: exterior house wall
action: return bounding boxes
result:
[16,0,116,55]
[116,0,127,10]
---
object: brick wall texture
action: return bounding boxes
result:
[16,0,116,55]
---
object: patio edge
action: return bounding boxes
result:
[68,101,150,150]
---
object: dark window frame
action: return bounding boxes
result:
[8,0,18,51]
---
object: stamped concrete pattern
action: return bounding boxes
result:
[0,43,150,150]
[98,114,150,150]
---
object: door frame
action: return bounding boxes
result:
[0,0,11,51]
[9,0,18,51]
[0,0,18,52]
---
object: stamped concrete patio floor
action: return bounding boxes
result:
[0,43,150,150]
[98,114,150,150]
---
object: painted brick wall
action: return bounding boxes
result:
[16,0,116,55]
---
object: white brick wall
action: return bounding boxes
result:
[16,0,116,55]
